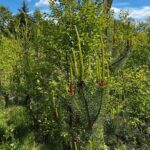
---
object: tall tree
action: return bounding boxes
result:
[0,6,13,34]
[17,1,30,28]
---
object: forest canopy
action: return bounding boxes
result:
[0,0,150,150]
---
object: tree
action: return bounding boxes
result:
[0,6,13,35]
[17,1,29,27]
[0,0,149,149]
[12,0,133,149]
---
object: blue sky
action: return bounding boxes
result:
[113,0,150,8]
[0,0,49,13]
[112,0,150,20]
[0,0,150,20]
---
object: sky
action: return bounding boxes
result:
[0,0,150,21]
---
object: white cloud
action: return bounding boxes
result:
[129,7,150,19]
[35,0,49,7]
[112,6,150,20]
[112,7,120,14]
[35,0,59,7]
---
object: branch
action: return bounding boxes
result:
[92,88,104,125]
[78,84,92,130]
[110,22,131,69]
[109,45,130,69]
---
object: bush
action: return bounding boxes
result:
[0,106,32,149]
[0,96,6,109]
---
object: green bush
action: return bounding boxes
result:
[0,106,32,149]
[0,96,6,109]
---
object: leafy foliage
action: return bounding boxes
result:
[0,0,149,149]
